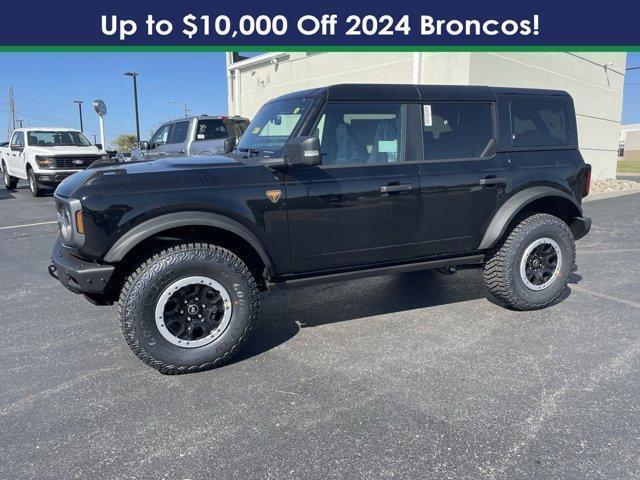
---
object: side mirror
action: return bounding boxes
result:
[95,143,103,150]
[282,136,321,167]
[139,141,150,150]
[10,144,23,152]
[224,136,238,153]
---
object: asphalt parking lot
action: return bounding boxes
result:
[1,182,639,480]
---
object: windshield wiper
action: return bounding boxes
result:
[237,147,261,158]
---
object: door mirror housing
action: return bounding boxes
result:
[283,136,321,167]
[139,141,150,150]
[224,136,238,153]
[95,143,103,151]
[10,144,23,152]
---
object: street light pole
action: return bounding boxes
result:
[124,72,141,143]
[74,100,84,132]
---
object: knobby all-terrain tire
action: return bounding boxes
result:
[3,163,17,190]
[27,168,43,197]
[483,213,575,311]
[118,243,259,374]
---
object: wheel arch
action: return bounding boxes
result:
[479,186,583,250]
[103,211,275,278]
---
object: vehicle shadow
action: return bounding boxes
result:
[232,265,582,365]
[230,269,491,365]
[0,188,16,200]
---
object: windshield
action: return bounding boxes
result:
[236,98,311,157]
[27,130,92,147]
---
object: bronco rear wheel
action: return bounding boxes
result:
[483,213,575,310]
[118,243,259,374]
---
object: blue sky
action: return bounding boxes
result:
[0,52,638,147]
[0,52,229,146]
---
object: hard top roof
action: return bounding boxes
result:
[266,84,571,103]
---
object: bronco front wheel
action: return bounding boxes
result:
[118,243,259,374]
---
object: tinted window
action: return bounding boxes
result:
[422,103,494,160]
[170,121,189,144]
[150,124,172,148]
[196,119,229,140]
[316,103,404,166]
[510,101,569,147]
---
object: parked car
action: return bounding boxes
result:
[130,115,249,162]
[2,127,107,196]
[49,84,591,374]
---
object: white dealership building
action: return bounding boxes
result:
[226,51,627,180]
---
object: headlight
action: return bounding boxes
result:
[57,204,73,241]
[36,155,55,168]
[100,154,110,161]
[56,197,85,247]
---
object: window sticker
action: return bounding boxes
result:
[378,140,398,153]
[423,105,432,127]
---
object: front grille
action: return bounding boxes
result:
[53,156,102,169]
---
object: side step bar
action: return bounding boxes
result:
[266,254,484,291]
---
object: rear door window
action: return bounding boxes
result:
[510,101,569,147]
[170,121,190,144]
[422,103,494,160]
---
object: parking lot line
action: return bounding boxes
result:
[571,284,640,309]
[0,220,57,231]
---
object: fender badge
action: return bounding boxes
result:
[266,190,282,204]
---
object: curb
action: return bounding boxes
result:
[583,188,640,203]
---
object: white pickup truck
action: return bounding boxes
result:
[1,127,107,196]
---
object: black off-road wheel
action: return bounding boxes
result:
[483,213,575,310]
[118,243,259,374]
[27,168,43,197]
[3,163,17,190]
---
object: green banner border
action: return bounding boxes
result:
[0,45,638,52]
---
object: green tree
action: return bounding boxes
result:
[112,133,139,153]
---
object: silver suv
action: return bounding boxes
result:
[130,115,249,162]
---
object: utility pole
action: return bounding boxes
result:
[184,104,190,117]
[7,87,17,140]
[92,134,97,144]
[124,72,141,142]
[74,100,84,132]
[17,119,23,128]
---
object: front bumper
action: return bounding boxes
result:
[49,238,115,294]
[571,216,592,241]
[36,171,80,187]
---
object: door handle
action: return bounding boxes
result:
[159,151,168,156]
[478,177,507,186]
[380,183,413,193]
[178,150,185,154]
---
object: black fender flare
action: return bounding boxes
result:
[103,211,274,276]
[478,186,583,250]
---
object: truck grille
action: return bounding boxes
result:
[53,156,102,169]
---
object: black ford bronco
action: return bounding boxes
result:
[49,84,592,374]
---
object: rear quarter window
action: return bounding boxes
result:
[195,119,229,141]
[510,100,569,147]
